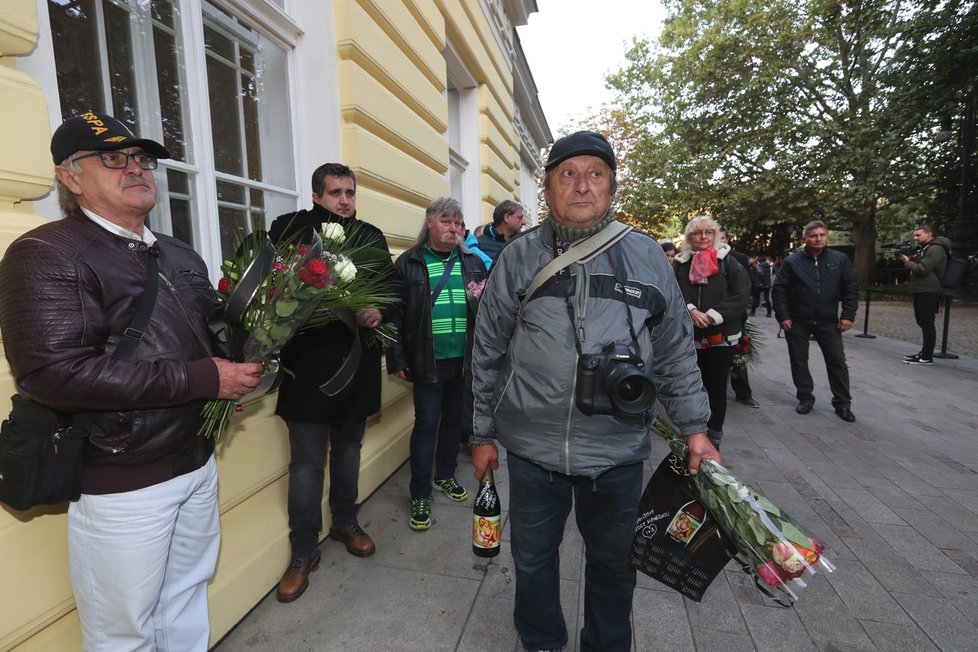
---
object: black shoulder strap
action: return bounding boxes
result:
[112,248,160,360]
[430,255,457,306]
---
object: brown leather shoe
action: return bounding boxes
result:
[276,550,321,603]
[329,521,376,557]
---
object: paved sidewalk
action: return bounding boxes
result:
[215,316,978,651]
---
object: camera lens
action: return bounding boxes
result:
[606,365,656,414]
[619,377,646,402]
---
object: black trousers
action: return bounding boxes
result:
[912,292,941,359]
[784,321,851,408]
[730,365,753,400]
[696,346,737,433]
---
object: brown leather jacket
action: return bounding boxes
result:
[0,211,221,493]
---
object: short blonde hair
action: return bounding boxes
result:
[679,215,721,256]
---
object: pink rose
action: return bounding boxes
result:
[757,561,783,588]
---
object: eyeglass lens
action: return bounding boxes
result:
[72,151,158,170]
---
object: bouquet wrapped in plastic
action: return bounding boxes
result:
[200,221,396,438]
[647,418,836,605]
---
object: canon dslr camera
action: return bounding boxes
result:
[576,343,656,416]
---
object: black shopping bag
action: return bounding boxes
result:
[629,451,733,601]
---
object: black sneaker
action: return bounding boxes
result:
[409,498,432,531]
[903,352,923,361]
[433,476,469,502]
[904,357,933,365]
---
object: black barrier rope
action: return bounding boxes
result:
[856,287,965,358]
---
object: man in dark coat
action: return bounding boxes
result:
[267,163,396,603]
[772,221,859,422]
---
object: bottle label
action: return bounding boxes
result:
[666,499,705,545]
[472,514,501,549]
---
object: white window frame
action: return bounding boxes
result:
[444,42,480,225]
[19,0,343,281]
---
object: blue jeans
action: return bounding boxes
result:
[507,454,643,652]
[409,357,464,499]
[286,417,366,557]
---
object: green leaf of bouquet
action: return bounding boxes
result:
[269,323,292,340]
[726,484,744,504]
[275,299,299,317]
[748,518,771,546]
[753,493,783,517]
[775,519,812,548]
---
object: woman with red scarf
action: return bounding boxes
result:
[673,216,751,449]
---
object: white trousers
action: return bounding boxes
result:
[68,455,221,652]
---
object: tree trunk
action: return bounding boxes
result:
[850,207,878,288]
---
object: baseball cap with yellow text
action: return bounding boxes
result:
[51,111,170,164]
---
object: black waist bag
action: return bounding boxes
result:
[0,395,91,511]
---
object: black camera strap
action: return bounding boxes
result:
[112,246,160,360]
[565,241,643,361]
[608,244,643,359]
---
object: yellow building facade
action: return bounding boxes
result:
[0,0,550,648]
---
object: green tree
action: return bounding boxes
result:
[607,0,945,284]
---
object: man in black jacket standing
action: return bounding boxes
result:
[772,221,859,422]
[267,163,396,602]
[386,197,488,531]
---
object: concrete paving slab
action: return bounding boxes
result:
[631,588,694,651]
[891,591,978,652]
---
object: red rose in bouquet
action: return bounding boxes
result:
[298,258,330,288]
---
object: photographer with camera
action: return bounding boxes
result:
[897,224,949,365]
[674,217,752,449]
[469,131,715,652]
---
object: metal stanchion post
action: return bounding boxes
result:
[855,288,876,339]
[933,294,959,359]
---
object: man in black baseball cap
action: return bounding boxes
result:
[50,111,169,164]
[0,111,262,649]
[544,129,616,172]
[469,128,717,651]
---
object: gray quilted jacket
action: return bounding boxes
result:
[470,220,710,477]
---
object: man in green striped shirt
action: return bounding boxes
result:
[387,198,489,530]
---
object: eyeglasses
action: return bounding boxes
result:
[71,151,159,170]
[690,229,715,238]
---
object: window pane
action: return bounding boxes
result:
[103,1,138,127]
[151,0,173,27]
[216,180,246,204]
[217,184,296,258]
[153,7,187,161]
[168,167,190,194]
[167,166,195,246]
[242,71,262,182]
[203,22,235,62]
[49,0,104,120]
[218,205,248,259]
[206,52,244,175]
[203,5,293,189]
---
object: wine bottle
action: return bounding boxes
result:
[472,467,501,557]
